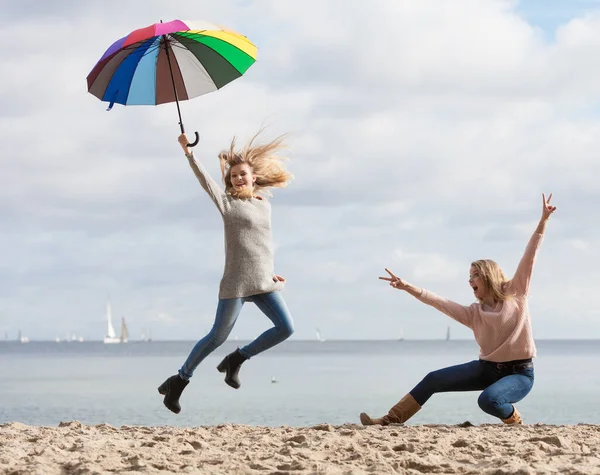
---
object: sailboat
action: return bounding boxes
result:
[120,317,129,343]
[141,327,152,342]
[104,301,128,344]
[446,325,451,341]
[398,328,404,342]
[18,330,29,344]
[316,328,325,342]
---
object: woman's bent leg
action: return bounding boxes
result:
[178,298,244,380]
[477,372,534,422]
[239,291,294,358]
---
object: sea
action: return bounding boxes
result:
[0,340,598,428]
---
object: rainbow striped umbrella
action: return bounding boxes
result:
[87,19,257,146]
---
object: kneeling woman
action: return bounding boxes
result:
[361,194,556,426]
[159,130,295,414]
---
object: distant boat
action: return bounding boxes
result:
[446,326,451,341]
[398,328,404,342]
[271,376,278,384]
[103,302,128,344]
[104,302,119,344]
[18,330,29,344]
[316,328,325,342]
[56,333,84,343]
[141,327,152,342]
[120,317,129,343]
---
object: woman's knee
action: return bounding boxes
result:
[477,391,501,414]
[278,319,294,339]
[206,327,230,347]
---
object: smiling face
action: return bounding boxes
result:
[469,260,509,304]
[230,163,256,193]
[469,265,487,300]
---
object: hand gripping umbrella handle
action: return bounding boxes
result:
[187,131,200,148]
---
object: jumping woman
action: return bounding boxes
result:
[158,130,295,414]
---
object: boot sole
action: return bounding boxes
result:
[224,379,240,389]
[359,413,374,426]
[163,400,181,414]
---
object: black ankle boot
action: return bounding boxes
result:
[157,374,189,414]
[216,349,248,389]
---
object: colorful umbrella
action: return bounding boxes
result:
[86,19,258,146]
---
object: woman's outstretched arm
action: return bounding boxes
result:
[178,133,227,215]
[508,193,556,297]
[380,268,474,328]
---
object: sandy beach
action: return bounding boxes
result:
[1,421,599,474]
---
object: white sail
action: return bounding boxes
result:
[104,301,120,344]
[446,326,451,341]
[18,329,29,343]
[141,327,152,342]
[106,302,116,338]
[120,317,129,343]
[316,328,325,342]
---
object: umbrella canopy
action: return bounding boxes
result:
[87,19,258,108]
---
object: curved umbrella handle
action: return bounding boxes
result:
[187,131,200,148]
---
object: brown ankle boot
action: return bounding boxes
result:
[360,393,421,426]
[502,406,523,425]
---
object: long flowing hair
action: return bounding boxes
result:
[218,128,293,199]
[470,259,511,303]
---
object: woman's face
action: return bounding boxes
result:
[469,265,487,300]
[230,163,255,192]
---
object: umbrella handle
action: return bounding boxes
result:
[187,131,200,148]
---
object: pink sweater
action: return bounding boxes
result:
[416,232,544,362]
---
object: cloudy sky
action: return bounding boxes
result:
[1,0,599,342]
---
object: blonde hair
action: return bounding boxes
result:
[218,128,293,199]
[470,259,511,302]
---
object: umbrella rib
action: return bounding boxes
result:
[165,34,222,94]
[163,35,196,99]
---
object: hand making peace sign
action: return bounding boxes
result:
[379,268,409,290]
[541,193,557,221]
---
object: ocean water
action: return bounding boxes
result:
[0,340,598,427]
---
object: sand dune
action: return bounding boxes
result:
[1,421,599,474]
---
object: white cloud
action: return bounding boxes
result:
[394,249,465,281]
[570,238,591,252]
[1,0,599,340]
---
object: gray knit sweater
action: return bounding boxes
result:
[186,153,283,299]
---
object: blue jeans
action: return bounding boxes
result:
[179,291,294,380]
[410,359,534,419]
